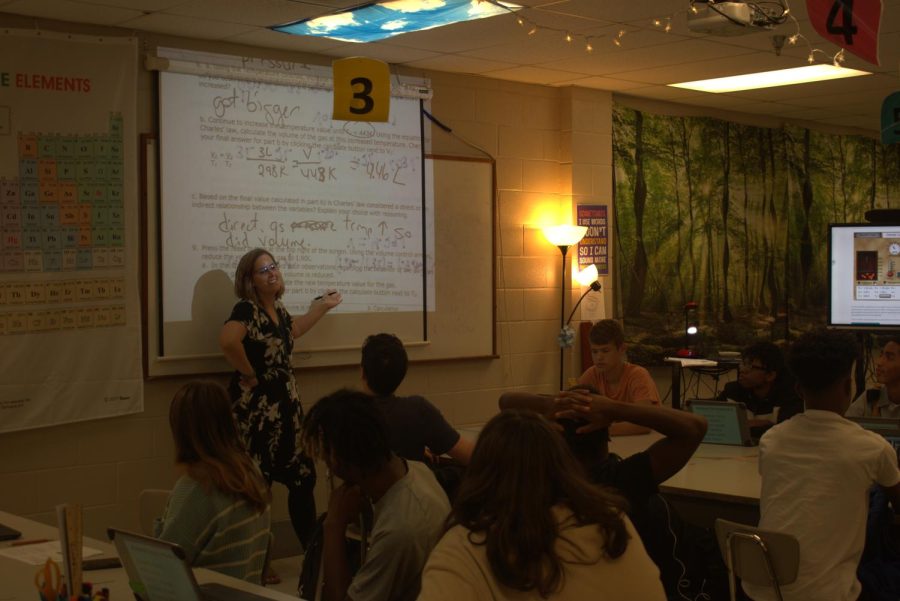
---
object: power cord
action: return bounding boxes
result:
[660,495,713,601]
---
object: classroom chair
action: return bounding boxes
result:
[138,489,171,536]
[714,518,800,601]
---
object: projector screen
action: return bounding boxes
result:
[147,49,495,375]
[829,223,900,329]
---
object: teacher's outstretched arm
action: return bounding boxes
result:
[291,289,342,339]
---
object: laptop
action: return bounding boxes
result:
[849,418,900,461]
[847,416,900,433]
[688,400,755,446]
[107,528,272,601]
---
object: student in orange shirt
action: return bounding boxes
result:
[577,319,660,435]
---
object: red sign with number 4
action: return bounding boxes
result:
[806,0,882,65]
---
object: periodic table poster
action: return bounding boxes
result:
[0,31,142,432]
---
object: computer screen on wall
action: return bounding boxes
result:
[829,223,900,329]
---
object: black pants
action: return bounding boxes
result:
[287,483,317,549]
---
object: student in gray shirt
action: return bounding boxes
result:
[301,389,450,601]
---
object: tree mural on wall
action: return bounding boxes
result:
[612,104,900,360]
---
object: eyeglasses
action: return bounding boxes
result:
[256,262,279,275]
[740,361,767,371]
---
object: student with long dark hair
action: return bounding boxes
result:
[155,381,272,583]
[418,410,665,600]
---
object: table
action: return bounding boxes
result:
[0,510,302,601]
[664,357,739,410]
[611,432,760,528]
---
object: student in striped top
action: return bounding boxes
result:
[155,381,272,583]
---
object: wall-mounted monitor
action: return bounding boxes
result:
[829,223,900,330]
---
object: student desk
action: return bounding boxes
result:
[611,433,761,528]
[0,510,301,601]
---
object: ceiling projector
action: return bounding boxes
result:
[687,2,769,35]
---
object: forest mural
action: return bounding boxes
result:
[612,104,900,360]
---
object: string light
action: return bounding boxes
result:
[480,0,846,64]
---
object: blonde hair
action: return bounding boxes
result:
[233,248,284,303]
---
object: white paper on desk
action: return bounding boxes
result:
[0,541,101,565]
[674,358,719,367]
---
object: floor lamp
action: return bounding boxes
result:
[542,224,588,390]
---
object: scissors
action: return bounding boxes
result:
[33,557,63,601]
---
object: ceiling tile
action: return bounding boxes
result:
[117,11,255,38]
[482,65,592,85]
[79,0,187,10]
[535,0,686,27]
[459,34,602,65]
[619,86,704,101]
[165,0,319,27]
[224,29,347,53]
[1,0,144,25]
[553,76,648,91]
[536,37,759,78]
[327,43,440,65]
[380,13,529,54]
[404,54,519,75]
[0,0,890,130]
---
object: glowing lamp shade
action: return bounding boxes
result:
[686,325,699,335]
[575,264,599,286]
[543,225,587,247]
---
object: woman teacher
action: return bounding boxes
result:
[219,248,341,550]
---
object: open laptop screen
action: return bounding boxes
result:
[109,529,199,601]
[689,400,752,446]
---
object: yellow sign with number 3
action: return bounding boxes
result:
[332,57,390,122]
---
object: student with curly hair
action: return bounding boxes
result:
[301,389,449,601]
[747,329,900,601]
[418,410,665,600]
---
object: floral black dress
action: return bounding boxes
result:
[226,299,315,492]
